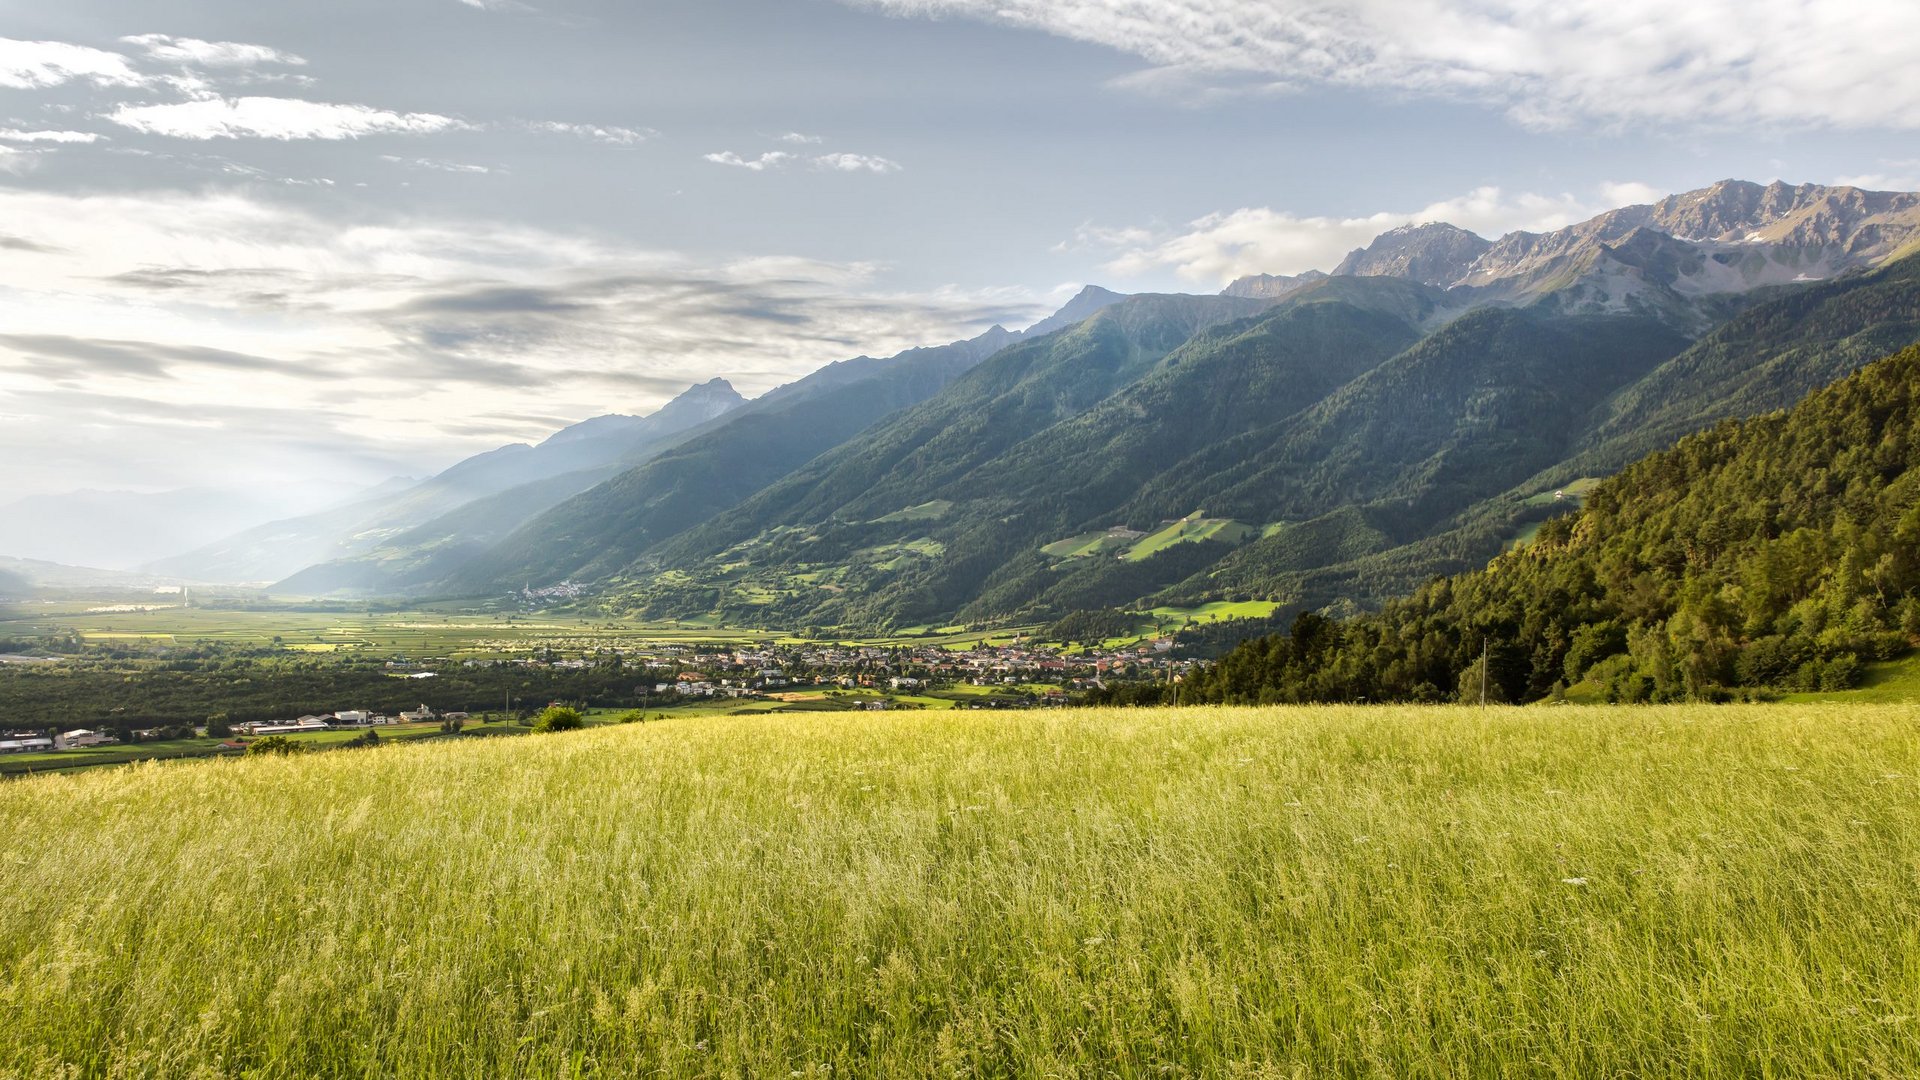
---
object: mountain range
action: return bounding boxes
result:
[36,178,1920,635]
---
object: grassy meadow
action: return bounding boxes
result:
[2,704,1917,1077]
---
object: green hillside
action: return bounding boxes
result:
[1189,344,1920,705]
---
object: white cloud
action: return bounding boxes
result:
[0,146,44,175]
[0,189,1045,497]
[705,150,798,171]
[526,120,655,144]
[707,149,902,173]
[380,154,494,174]
[0,129,102,144]
[1092,185,1625,284]
[106,97,465,140]
[119,34,305,68]
[1834,164,1920,193]
[778,132,825,144]
[1597,181,1666,208]
[0,37,145,89]
[845,0,1920,132]
[815,152,902,173]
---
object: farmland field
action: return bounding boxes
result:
[0,598,1044,654]
[2,704,1916,1077]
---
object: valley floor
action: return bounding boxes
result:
[2,704,1916,1077]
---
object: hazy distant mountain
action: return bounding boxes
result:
[150,378,747,584]
[0,555,195,590]
[282,327,1022,595]
[0,484,371,571]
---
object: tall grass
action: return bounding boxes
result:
[2,705,1916,1077]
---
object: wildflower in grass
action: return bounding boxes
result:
[1562,877,1588,886]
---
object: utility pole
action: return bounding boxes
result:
[1480,638,1489,706]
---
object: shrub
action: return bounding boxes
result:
[531,706,585,734]
[245,735,305,756]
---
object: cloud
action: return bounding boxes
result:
[1834,163,1920,193]
[815,152,902,173]
[0,129,103,144]
[106,97,466,140]
[119,34,305,68]
[706,149,902,173]
[524,120,655,144]
[1597,181,1667,208]
[778,132,825,144]
[0,37,145,89]
[844,0,1920,132]
[0,334,343,382]
[0,188,1047,496]
[1089,185,1626,283]
[0,146,45,175]
[0,236,60,254]
[380,154,494,174]
[704,150,797,171]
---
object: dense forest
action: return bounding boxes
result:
[1183,344,1920,704]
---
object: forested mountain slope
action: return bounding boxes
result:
[1188,345,1920,704]
[1181,251,1920,614]
[577,280,1687,629]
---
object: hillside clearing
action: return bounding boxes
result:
[2,705,1916,1077]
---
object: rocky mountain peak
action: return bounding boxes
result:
[542,378,745,447]
[1221,269,1327,300]
[1023,285,1130,337]
[1333,222,1493,288]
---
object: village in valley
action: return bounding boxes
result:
[0,625,1203,772]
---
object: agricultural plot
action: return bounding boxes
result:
[1523,476,1605,507]
[2,704,1915,1077]
[0,599,787,656]
[1041,513,1262,563]
[871,500,954,523]
[1123,514,1258,561]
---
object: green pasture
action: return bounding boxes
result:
[1123,514,1258,561]
[2,703,1916,1076]
[871,500,953,523]
[1041,514,1263,564]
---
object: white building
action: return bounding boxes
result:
[58,729,115,748]
[0,736,55,753]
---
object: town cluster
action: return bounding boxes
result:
[617,638,1194,696]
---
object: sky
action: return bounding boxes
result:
[2,0,1917,502]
